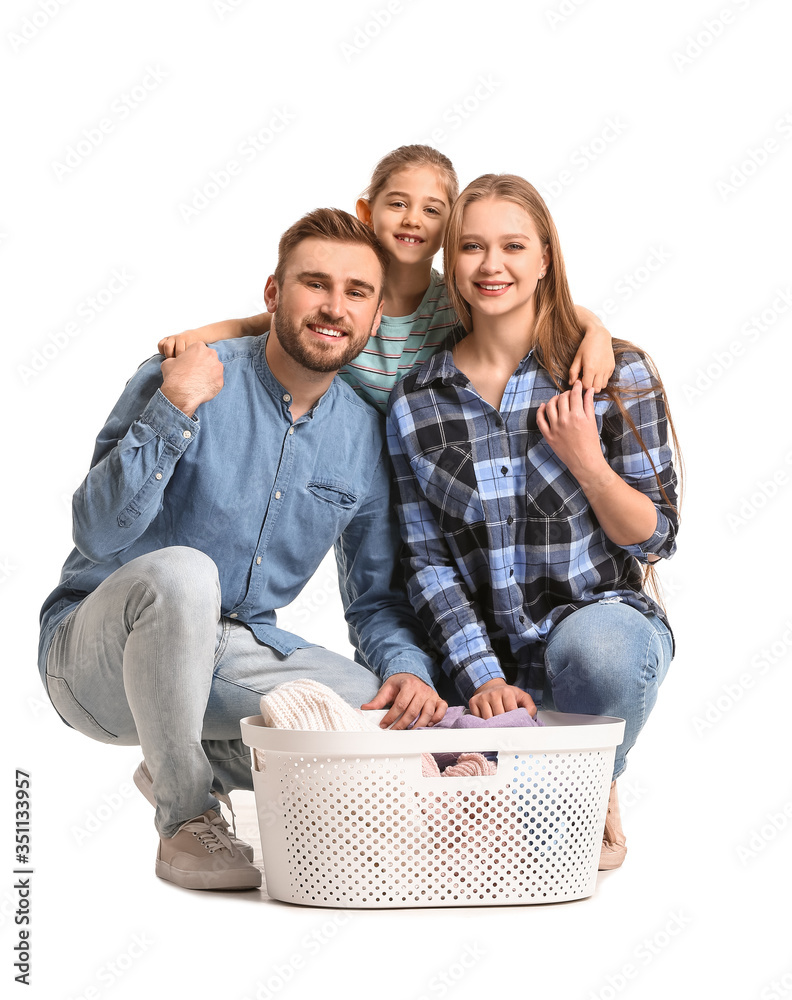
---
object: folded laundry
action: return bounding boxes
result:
[420,705,544,730]
[259,678,381,733]
[256,680,540,777]
[421,751,497,778]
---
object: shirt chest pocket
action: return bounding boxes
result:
[525,431,588,519]
[306,479,359,509]
[410,443,486,535]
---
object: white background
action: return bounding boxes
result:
[3,0,791,997]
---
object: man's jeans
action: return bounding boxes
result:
[45,547,381,837]
[540,601,673,779]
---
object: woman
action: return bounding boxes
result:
[386,174,681,869]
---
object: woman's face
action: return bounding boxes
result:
[364,166,449,266]
[454,197,549,323]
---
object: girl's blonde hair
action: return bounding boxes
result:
[444,173,683,605]
[362,144,459,207]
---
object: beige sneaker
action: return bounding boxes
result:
[599,780,627,870]
[156,809,262,890]
[133,760,255,862]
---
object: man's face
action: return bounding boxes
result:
[264,238,384,373]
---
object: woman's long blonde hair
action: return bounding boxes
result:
[444,174,683,603]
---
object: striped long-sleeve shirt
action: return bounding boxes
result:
[338,269,458,413]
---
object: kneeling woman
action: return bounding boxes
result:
[386,174,681,869]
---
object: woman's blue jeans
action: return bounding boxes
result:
[539,601,673,779]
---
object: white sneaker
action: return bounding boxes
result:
[133,760,255,862]
[157,809,261,891]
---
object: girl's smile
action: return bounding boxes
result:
[361,164,449,263]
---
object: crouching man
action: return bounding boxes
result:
[38,208,445,891]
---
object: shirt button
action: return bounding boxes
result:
[283,393,291,402]
[155,473,162,480]
[289,427,294,435]
[519,615,525,624]
[275,491,281,499]
[507,515,514,525]
[501,466,508,475]
[509,569,514,577]
[229,613,238,618]
[183,430,191,438]
[495,418,503,428]
[256,557,262,565]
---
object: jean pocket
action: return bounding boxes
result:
[214,617,232,665]
[410,443,485,535]
[45,674,119,743]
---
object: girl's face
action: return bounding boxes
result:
[360,165,449,266]
[454,197,549,323]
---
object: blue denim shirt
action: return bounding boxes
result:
[38,335,438,688]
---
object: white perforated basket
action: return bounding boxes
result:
[240,710,625,908]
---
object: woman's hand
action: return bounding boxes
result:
[538,380,659,544]
[537,380,608,482]
[570,306,615,391]
[361,673,448,730]
[468,679,537,719]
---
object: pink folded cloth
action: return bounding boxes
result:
[443,753,498,777]
[421,751,498,777]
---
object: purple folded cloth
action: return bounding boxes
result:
[421,705,544,729]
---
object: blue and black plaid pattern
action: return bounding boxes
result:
[386,345,679,701]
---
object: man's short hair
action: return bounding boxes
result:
[273,208,390,297]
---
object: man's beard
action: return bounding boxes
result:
[274,311,371,373]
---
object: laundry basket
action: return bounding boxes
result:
[240,710,625,908]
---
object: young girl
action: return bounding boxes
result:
[385,174,681,869]
[158,146,616,411]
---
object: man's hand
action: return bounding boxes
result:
[160,342,224,418]
[361,673,448,730]
[468,678,537,719]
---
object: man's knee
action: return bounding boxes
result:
[124,547,220,610]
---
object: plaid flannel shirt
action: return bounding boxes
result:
[386,343,678,701]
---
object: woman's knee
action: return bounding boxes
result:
[545,602,665,682]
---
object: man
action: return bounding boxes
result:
[38,208,446,891]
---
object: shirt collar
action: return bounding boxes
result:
[408,326,470,391]
[253,332,334,418]
[408,331,538,393]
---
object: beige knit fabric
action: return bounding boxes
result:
[254,679,380,770]
[260,678,381,732]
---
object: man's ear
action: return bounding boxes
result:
[356,198,374,228]
[372,296,385,333]
[263,275,278,313]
